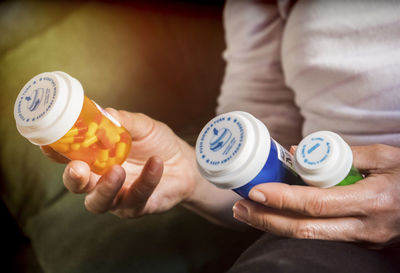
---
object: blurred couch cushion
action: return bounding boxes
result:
[27,193,258,273]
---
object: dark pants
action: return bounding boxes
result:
[228,233,400,273]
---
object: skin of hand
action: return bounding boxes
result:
[41,108,199,218]
[41,108,242,226]
[233,144,400,245]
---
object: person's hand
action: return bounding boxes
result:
[233,144,400,246]
[41,109,199,218]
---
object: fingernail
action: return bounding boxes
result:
[69,167,81,180]
[249,190,266,203]
[233,203,248,222]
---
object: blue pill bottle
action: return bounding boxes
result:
[195,111,304,199]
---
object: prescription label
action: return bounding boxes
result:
[272,139,296,173]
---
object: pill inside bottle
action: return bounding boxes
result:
[14,71,132,175]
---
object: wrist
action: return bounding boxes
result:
[177,139,210,206]
[176,138,244,229]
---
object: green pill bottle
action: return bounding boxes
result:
[293,131,363,188]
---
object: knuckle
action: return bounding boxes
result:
[62,167,89,194]
[304,195,325,217]
[135,112,150,120]
[118,110,131,118]
[117,110,133,124]
[372,191,396,213]
[97,182,115,199]
[295,223,318,239]
[249,212,271,232]
[368,228,392,244]
[63,177,83,194]
[357,220,393,244]
[132,112,153,125]
[371,144,391,169]
[272,184,292,210]
[130,186,149,202]
[275,191,290,210]
[84,197,105,214]
[258,216,273,232]
[372,144,388,154]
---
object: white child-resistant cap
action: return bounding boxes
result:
[14,71,84,145]
[195,111,271,189]
[293,131,353,188]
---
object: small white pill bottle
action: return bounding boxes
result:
[293,131,363,188]
[195,111,304,198]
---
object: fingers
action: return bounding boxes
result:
[352,144,400,172]
[120,156,164,215]
[352,145,382,172]
[105,108,155,141]
[40,145,70,164]
[63,161,98,193]
[233,200,364,241]
[249,144,397,218]
[64,156,163,216]
[84,165,126,214]
[248,182,378,217]
[42,109,155,163]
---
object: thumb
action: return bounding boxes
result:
[351,145,386,172]
[351,145,377,172]
[105,108,156,141]
[352,144,400,172]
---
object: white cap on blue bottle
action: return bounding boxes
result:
[293,131,353,188]
[195,111,271,189]
[14,71,84,145]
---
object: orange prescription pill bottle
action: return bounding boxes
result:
[14,71,132,175]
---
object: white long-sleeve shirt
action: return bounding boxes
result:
[217,0,400,148]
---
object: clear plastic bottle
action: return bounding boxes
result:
[293,131,363,188]
[14,71,131,175]
[195,111,304,198]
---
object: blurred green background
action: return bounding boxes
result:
[0,1,260,272]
